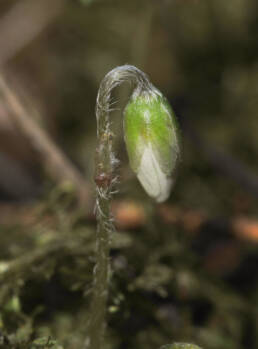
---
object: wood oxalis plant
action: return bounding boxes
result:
[85,65,201,349]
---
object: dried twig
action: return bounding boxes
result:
[0,0,92,208]
[0,75,92,208]
[0,0,64,66]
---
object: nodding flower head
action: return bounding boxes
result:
[124,86,180,203]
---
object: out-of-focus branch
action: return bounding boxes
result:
[182,119,258,199]
[0,0,64,66]
[0,0,93,209]
[0,76,92,208]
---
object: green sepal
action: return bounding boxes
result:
[124,93,180,175]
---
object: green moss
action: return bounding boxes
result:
[160,344,202,349]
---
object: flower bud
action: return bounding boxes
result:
[124,88,180,202]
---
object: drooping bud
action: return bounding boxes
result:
[124,86,180,203]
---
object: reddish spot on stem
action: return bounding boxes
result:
[95,172,112,188]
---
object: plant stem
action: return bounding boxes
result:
[85,65,151,349]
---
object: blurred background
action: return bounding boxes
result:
[0,0,258,348]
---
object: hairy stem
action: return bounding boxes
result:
[85,65,152,349]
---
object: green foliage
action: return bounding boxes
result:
[160,344,202,349]
[0,335,63,349]
[0,185,253,348]
[30,337,63,349]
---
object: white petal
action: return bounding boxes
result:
[137,144,173,202]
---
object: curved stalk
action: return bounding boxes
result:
[85,65,153,349]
